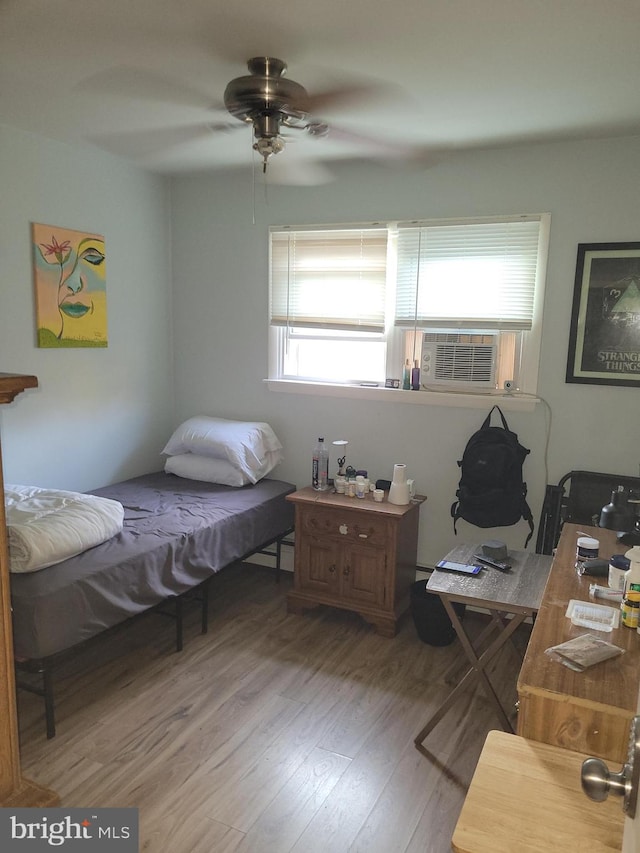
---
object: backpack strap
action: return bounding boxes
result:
[521,485,535,548]
[523,504,534,548]
[481,404,510,432]
[450,499,460,535]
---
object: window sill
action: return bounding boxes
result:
[265,379,539,411]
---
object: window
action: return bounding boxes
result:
[269,214,549,395]
[270,227,389,384]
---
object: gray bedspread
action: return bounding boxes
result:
[10,472,295,660]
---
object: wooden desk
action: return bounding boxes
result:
[452,730,624,853]
[517,523,640,763]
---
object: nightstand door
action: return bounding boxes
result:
[341,543,387,607]
[296,533,339,596]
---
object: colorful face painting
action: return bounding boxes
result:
[32,223,108,348]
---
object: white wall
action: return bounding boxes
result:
[1,126,638,568]
[0,125,175,491]
[170,136,640,567]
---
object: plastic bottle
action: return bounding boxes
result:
[609,554,630,591]
[411,359,421,390]
[402,359,411,390]
[312,437,329,491]
[622,591,640,628]
[624,545,640,594]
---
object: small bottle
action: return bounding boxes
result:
[402,359,411,390]
[312,437,329,491]
[411,359,420,390]
[622,591,640,628]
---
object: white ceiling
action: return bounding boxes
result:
[3,0,640,182]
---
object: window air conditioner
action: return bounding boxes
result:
[421,332,497,389]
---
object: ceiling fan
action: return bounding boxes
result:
[81,56,432,183]
[222,56,372,173]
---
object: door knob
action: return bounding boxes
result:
[581,758,629,802]
[581,715,640,817]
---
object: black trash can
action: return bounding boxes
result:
[410,580,465,646]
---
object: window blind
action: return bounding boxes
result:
[270,227,388,332]
[395,217,542,330]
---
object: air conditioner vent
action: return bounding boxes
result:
[421,332,497,388]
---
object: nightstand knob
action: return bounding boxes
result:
[329,564,336,574]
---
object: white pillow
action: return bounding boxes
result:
[164,454,249,486]
[162,416,283,483]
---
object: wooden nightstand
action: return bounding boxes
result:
[286,487,425,637]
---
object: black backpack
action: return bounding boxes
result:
[450,405,535,547]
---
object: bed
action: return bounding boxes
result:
[9,417,296,738]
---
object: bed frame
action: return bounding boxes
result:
[11,471,295,738]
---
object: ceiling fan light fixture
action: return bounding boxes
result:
[251,111,286,171]
[253,134,285,171]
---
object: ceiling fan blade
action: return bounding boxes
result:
[305,83,388,115]
[304,122,445,168]
[77,65,223,113]
[88,123,218,160]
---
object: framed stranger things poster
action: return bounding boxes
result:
[566,242,640,387]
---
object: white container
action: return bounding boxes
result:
[608,554,630,591]
[388,463,410,505]
[575,536,599,569]
[625,545,640,594]
[576,536,599,560]
[565,598,620,632]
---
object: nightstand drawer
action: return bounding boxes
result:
[300,507,390,547]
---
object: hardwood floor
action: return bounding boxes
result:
[16,564,527,852]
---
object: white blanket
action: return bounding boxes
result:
[4,484,125,574]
